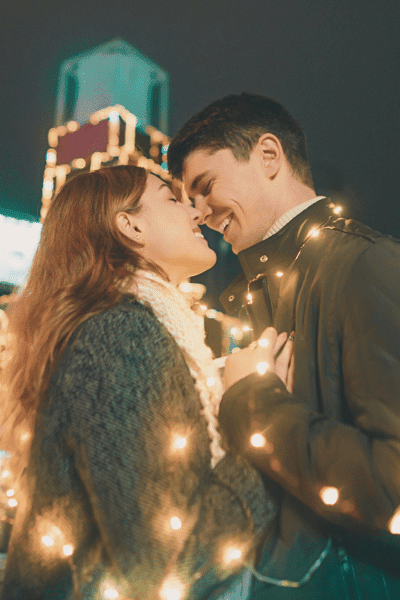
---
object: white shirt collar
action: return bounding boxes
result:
[263,196,326,240]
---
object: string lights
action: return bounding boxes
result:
[319,486,339,506]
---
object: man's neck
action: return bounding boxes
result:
[263,195,325,240]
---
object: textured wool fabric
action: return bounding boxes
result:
[1,299,275,600]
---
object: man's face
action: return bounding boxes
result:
[182,148,277,254]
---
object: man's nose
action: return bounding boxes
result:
[194,197,213,225]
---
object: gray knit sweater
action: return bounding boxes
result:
[1,299,274,600]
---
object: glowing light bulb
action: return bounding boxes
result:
[310,229,319,237]
[159,575,185,600]
[319,486,339,505]
[250,433,266,448]
[6,489,14,497]
[276,271,284,277]
[224,547,242,564]
[8,499,17,508]
[389,508,400,534]
[174,436,187,450]
[63,544,74,556]
[104,589,119,599]
[258,338,269,347]
[42,536,54,547]
[247,293,253,302]
[170,517,182,530]
[256,362,269,375]
[333,206,342,214]
[207,377,216,387]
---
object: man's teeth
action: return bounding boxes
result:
[219,216,232,234]
[194,232,204,239]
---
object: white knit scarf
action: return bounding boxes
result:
[131,271,226,468]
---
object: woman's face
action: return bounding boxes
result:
[121,174,217,285]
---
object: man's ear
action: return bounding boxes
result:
[115,211,144,244]
[255,133,283,177]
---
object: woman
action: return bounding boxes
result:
[0,166,291,600]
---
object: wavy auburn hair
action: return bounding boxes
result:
[1,165,165,480]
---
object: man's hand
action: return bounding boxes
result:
[223,327,294,392]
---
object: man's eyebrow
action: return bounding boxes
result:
[189,171,212,193]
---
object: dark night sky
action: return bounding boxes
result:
[1,0,400,236]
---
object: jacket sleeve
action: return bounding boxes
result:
[219,242,400,534]
[62,304,274,599]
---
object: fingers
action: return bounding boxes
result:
[286,355,295,394]
[275,333,294,386]
[273,331,288,356]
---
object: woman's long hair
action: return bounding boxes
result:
[0,165,164,481]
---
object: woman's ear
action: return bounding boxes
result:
[115,211,144,244]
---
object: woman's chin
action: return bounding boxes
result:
[192,252,217,276]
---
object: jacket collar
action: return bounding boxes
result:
[220,197,338,314]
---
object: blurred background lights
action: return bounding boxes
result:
[207,377,216,387]
[170,517,182,530]
[2,470,10,478]
[256,361,269,375]
[46,151,57,164]
[258,338,269,347]
[333,206,342,214]
[42,535,54,546]
[250,433,266,448]
[276,271,284,277]
[108,110,120,123]
[8,499,17,508]
[6,489,14,497]
[319,486,339,505]
[310,229,319,237]
[242,325,252,332]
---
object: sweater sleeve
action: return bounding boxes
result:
[60,302,274,599]
[219,243,400,535]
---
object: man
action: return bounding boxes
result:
[168,93,400,599]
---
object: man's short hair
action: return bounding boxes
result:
[168,93,314,188]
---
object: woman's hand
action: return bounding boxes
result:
[222,327,294,392]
